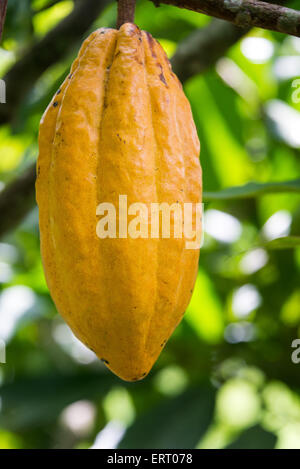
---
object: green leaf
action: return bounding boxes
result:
[186,76,254,187]
[33,1,74,37]
[135,2,207,42]
[226,425,277,449]
[263,236,300,250]
[186,269,224,344]
[203,179,300,201]
[118,384,216,449]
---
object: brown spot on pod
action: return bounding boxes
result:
[128,24,140,36]
[157,63,168,87]
[159,72,167,86]
[135,56,143,65]
[146,32,157,58]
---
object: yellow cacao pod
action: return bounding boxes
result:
[36,23,202,381]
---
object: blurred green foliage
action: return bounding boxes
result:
[0,0,300,449]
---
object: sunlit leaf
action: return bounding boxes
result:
[33,1,74,37]
[186,76,254,186]
[186,269,224,344]
[0,431,23,449]
[0,128,31,173]
[280,290,300,326]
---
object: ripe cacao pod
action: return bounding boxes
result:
[36,23,202,381]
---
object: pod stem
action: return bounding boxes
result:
[117,0,136,28]
[0,0,8,42]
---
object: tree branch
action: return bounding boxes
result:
[0,0,111,125]
[117,0,137,28]
[171,19,249,82]
[0,0,8,41]
[171,0,288,81]
[152,0,300,38]
[0,164,36,239]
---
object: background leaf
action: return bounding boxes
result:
[203,179,300,201]
[263,236,300,250]
[226,425,277,449]
[118,385,216,449]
